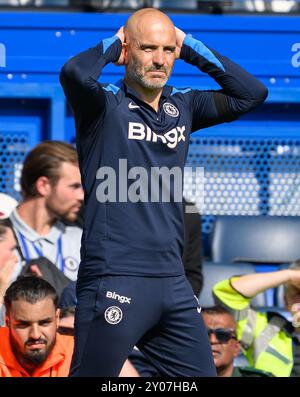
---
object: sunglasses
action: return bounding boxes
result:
[207,328,237,343]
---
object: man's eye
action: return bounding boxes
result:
[40,321,51,326]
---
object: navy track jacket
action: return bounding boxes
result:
[60,34,268,278]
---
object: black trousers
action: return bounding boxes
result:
[70,274,216,377]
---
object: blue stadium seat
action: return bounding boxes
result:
[199,261,266,308]
[211,216,300,264]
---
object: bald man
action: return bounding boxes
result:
[60,8,267,377]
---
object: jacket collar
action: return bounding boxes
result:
[121,80,172,100]
[10,208,64,245]
[0,328,28,376]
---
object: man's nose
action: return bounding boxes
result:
[153,50,165,67]
[28,324,42,340]
[77,187,84,202]
[208,332,219,345]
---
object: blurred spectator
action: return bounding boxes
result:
[59,280,76,308]
[0,0,68,5]
[202,306,273,377]
[58,306,75,336]
[9,141,83,282]
[0,276,73,377]
[243,0,298,12]
[213,261,300,377]
[0,193,18,220]
[0,219,18,326]
[202,306,239,377]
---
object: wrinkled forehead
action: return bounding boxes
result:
[202,313,236,329]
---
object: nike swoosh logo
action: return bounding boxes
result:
[128,102,140,110]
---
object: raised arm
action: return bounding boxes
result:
[59,28,124,120]
[231,269,300,298]
[175,28,268,131]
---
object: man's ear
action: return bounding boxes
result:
[35,176,51,197]
[233,340,241,358]
[122,42,129,65]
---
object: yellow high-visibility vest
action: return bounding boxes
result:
[213,277,294,377]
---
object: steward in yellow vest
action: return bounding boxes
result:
[213,262,300,377]
[202,306,274,377]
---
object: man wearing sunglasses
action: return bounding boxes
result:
[202,306,273,377]
[213,262,300,377]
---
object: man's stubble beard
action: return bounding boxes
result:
[45,194,79,223]
[126,59,170,90]
[10,334,56,370]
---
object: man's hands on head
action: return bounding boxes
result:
[114,25,186,64]
[175,27,186,59]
